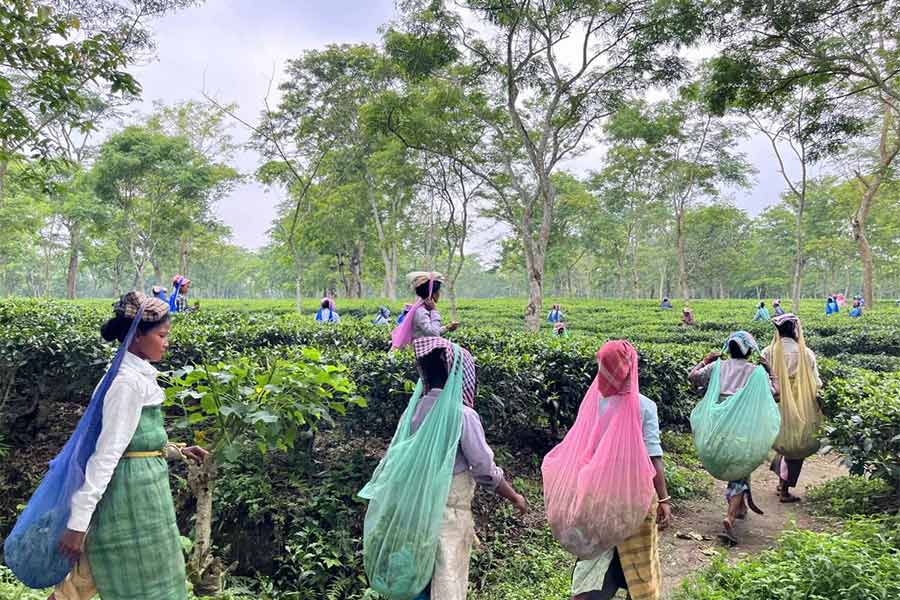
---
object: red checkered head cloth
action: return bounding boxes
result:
[413,336,477,407]
[595,340,638,398]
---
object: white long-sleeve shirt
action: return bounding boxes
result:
[67,352,164,532]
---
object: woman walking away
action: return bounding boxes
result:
[4,292,207,599]
[763,313,824,503]
[390,271,460,350]
[359,337,526,600]
[548,303,565,323]
[543,341,671,600]
[688,331,779,544]
[315,297,340,323]
[752,302,770,322]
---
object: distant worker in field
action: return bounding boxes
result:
[315,297,340,323]
[396,303,413,324]
[688,331,779,544]
[372,306,391,325]
[660,297,673,310]
[358,337,527,600]
[151,285,168,302]
[390,271,460,350]
[763,313,823,504]
[554,321,570,337]
[547,303,565,323]
[752,301,770,322]
[168,275,194,313]
[773,299,785,317]
[825,296,839,315]
[681,306,695,327]
[835,293,846,307]
[849,299,863,318]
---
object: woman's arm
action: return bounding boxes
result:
[651,456,672,529]
[413,304,443,337]
[459,409,527,514]
[67,379,144,533]
[688,353,719,389]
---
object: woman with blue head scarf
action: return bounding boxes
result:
[689,331,779,544]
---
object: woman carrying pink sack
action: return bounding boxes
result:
[543,340,672,600]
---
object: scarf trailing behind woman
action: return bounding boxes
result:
[542,341,656,561]
[769,314,822,459]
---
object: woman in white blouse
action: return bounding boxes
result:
[52,292,206,600]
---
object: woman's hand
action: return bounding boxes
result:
[59,529,86,562]
[703,351,721,365]
[181,446,209,464]
[447,321,460,332]
[423,297,437,311]
[656,502,673,530]
[511,493,528,516]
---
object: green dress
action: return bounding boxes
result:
[86,404,187,600]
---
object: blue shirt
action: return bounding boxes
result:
[598,394,663,457]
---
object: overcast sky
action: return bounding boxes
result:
[130,0,803,253]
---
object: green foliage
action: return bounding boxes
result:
[807,475,895,517]
[674,517,900,600]
[165,351,362,459]
[821,370,900,489]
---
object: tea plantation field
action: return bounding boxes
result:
[1,298,899,599]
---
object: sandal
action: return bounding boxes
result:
[719,519,739,546]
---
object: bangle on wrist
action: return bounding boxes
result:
[658,496,672,504]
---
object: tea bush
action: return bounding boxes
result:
[806,475,895,517]
[821,370,900,494]
[674,517,900,600]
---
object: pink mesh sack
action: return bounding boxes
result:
[390,278,434,351]
[542,340,656,560]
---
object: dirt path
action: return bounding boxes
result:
[659,453,847,599]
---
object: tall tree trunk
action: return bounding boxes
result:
[853,98,899,307]
[66,223,81,299]
[791,197,805,312]
[179,234,190,277]
[187,460,224,596]
[0,159,7,206]
[151,260,163,287]
[522,234,544,331]
[676,211,689,302]
[350,240,364,298]
[336,253,350,297]
[658,262,666,301]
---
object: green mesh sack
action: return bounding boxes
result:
[358,345,465,599]
[690,361,781,482]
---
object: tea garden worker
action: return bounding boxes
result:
[168,275,193,313]
[51,292,207,600]
[315,297,340,323]
[688,331,779,544]
[390,271,460,350]
[359,337,527,600]
[752,301,770,322]
[548,303,565,323]
[566,341,672,600]
[762,313,824,504]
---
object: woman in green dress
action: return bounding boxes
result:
[51,292,207,600]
